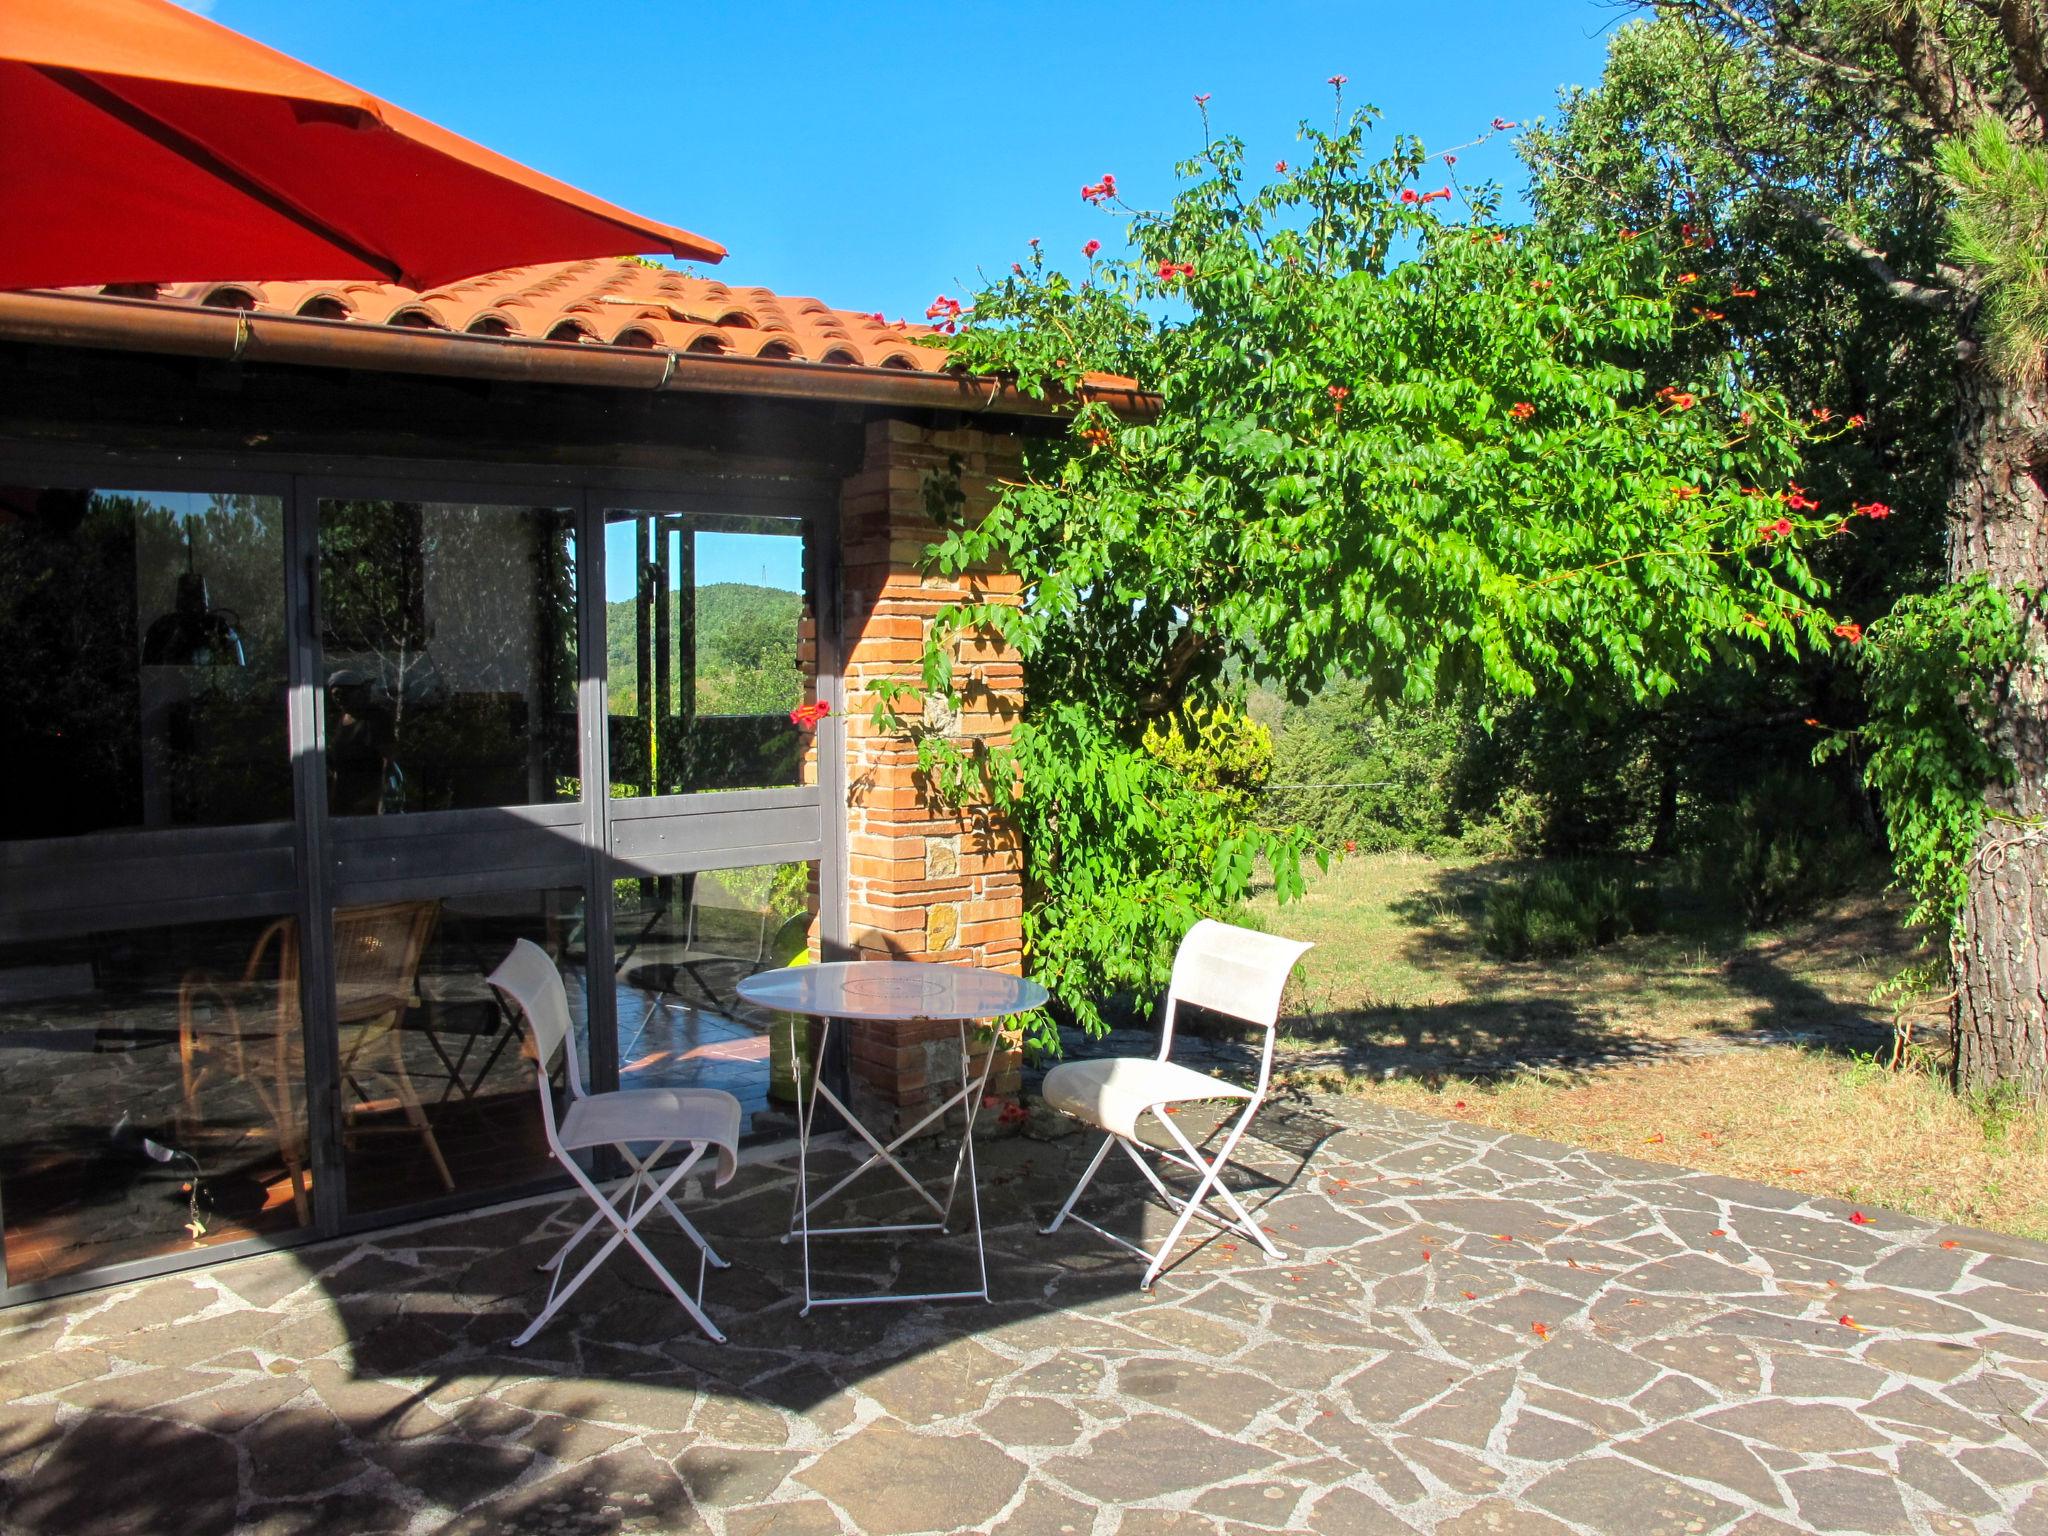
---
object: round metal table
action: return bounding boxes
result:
[736,960,1048,1314]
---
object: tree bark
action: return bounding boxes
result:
[1948,352,2048,1098]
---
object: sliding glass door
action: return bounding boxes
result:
[598,504,837,1135]
[0,458,842,1299]
[312,486,588,1221]
[0,475,306,1289]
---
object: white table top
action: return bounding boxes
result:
[735,960,1048,1022]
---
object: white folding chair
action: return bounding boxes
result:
[488,939,743,1346]
[1040,918,1312,1288]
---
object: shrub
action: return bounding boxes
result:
[1686,768,1874,925]
[1482,862,1663,960]
[1459,785,1548,860]
[1261,685,1465,854]
[1143,705,1273,819]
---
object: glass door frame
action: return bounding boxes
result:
[587,490,848,1119]
[0,444,847,1299]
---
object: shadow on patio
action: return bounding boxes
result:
[5,1093,2048,1535]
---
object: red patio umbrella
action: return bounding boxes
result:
[0,0,725,293]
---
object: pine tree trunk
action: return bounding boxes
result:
[1948,355,2048,1099]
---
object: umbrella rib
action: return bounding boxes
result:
[35,65,405,285]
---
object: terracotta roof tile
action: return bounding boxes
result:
[97,258,960,372]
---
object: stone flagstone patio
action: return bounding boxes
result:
[3,1090,2047,1535]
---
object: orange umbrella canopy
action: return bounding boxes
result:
[0,0,725,292]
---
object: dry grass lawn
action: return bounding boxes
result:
[1254,852,2048,1240]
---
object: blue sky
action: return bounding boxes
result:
[194,0,1621,326]
[605,526,804,600]
[182,1,1625,599]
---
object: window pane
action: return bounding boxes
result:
[614,861,815,1137]
[0,913,309,1286]
[0,487,289,840]
[337,888,584,1217]
[604,511,810,796]
[319,500,577,815]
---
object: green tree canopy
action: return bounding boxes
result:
[901,98,1874,1039]
[1521,1,2048,1096]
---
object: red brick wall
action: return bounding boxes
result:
[829,417,1029,1133]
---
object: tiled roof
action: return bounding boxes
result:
[82,258,956,372]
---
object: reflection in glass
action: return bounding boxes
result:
[319,501,577,815]
[340,887,584,1217]
[0,487,288,840]
[0,914,309,1286]
[604,511,809,796]
[613,861,814,1136]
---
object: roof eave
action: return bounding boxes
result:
[0,291,1159,420]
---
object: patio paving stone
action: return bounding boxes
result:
[2,1091,2046,1533]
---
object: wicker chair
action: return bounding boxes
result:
[178,899,451,1222]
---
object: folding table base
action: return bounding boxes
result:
[784,1014,995,1313]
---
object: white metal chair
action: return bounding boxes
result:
[1040,918,1312,1288]
[488,939,743,1346]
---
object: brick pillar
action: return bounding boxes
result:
[834,418,1028,1135]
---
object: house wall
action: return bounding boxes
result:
[823,418,1031,1134]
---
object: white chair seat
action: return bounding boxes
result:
[558,1088,740,1185]
[1043,1057,1252,1142]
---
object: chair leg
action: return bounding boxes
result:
[278,1127,312,1227]
[1045,1104,1278,1288]
[514,1145,722,1347]
[1141,1102,1275,1288]
[535,1145,729,1274]
[382,1030,455,1194]
[1161,1110,1277,1255]
[536,1146,672,1273]
[1040,1133,1116,1236]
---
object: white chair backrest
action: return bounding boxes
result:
[1167,919,1313,1027]
[488,940,586,1141]
[1159,920,1313,1091]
